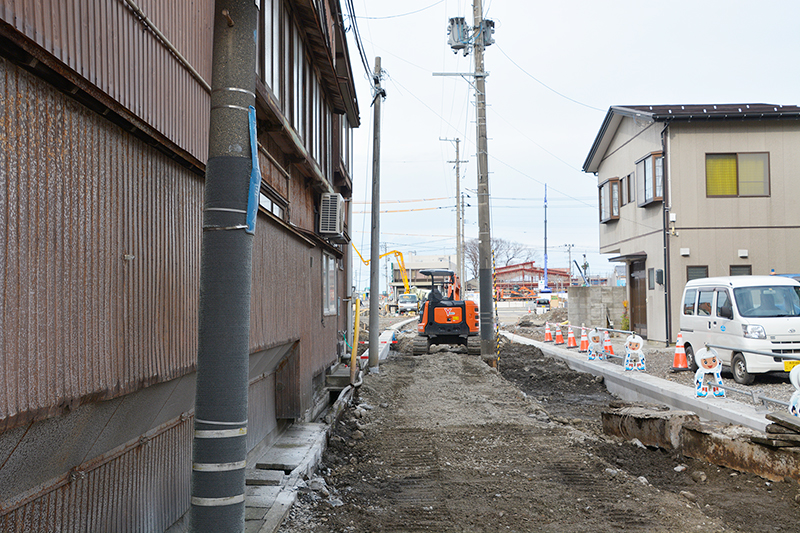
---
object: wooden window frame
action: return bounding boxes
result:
[636,152,664,207]
[598,177,620,223]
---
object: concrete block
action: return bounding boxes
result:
[247,469,285,486]
[245,507,267,521]
[245,485,282,508]
[602,406,698,450]
[681,421,800,482]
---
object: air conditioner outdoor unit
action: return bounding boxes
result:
[319,193,345,236]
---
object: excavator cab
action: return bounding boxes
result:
[414,269,480,355]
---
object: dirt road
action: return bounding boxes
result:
[277,338,800,532]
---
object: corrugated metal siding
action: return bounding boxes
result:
[0,56,202,431]
[0,0,212,162]
[251,212,339,415]
[0,417,192,532]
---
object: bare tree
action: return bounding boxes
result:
[464,238,539,280]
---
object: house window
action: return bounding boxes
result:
[598,177,620,223]
[687,265,708,282]
[259,184,288,221]
[706,153,769,197]
[636,152,663,206]
[323,253,337,315]
[730,265,752,276]
[648,268,655,290]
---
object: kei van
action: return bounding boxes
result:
[680,276,800,384]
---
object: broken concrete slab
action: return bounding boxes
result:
[246,469,285,486]
[602,406,699,450]
[681,420,800,482]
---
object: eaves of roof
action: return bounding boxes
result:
[582,104,800,174]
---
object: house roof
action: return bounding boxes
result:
[582,104,800,174]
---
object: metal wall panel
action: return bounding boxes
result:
[0,0,213,162]
[0,417,192,532]
[250,212,340,416]
[0,56,202,431]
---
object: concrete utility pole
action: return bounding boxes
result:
[368,57,384,373]
[440,137,468,285]
[565,243,574,286]
[191,1,258,531]
[473,0,493,358]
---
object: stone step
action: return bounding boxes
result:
[246,468,285,486]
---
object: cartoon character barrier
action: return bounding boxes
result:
[587,329,604,360]
[624,334,645,371]
[789,365,800,417]
[694,347,725,398]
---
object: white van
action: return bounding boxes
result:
[680,276,800,384]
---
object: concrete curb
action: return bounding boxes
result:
[249,423,329,533]
[501,331,769,432]
[360,317,417,369]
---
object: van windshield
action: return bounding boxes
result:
[733,286,800,317]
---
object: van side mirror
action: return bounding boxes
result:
[719,305,733,320]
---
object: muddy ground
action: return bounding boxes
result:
[279,338,799,533]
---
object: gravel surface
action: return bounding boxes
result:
[278,342,800,533]
[505,316,795,407]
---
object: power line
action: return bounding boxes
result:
[495,44,605,112]
[357,0,445,19]
[343,0,374,80]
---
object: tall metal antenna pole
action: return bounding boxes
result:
[473,0,493,359]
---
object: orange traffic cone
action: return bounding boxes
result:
[579,327,589,352]
[566,325,578,348]
[544,322,553,342]
[671,332,689,371]
[554,325,565,345]
[603,330,615,356]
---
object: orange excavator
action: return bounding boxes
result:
[413,269,480,355]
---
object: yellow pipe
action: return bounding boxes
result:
[350,298,361,386]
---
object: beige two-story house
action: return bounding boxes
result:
[583,104,800,344]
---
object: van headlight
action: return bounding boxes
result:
[742,324,766,339]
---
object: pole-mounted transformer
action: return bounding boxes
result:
[446,15,495,55]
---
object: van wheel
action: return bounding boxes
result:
[732,352,755,385]
[685,344,699,372]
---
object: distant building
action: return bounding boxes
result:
[583,104,800,342]
[390,254,457,297]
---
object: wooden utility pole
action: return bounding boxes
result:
[368,57,384,373]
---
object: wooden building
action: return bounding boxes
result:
[0,1,359,530]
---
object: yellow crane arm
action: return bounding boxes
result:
[351,244,411,294]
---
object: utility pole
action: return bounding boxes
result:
[440,137,468,285]
[368,57,384,374]
[565,244,574,286]
[472,0,493,359]
[543,184,548,290]
[191,1,258,531]
[440,3,494,358]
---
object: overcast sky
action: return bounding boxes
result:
[345,0,800,292]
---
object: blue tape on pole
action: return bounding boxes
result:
[246,105,260,234]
